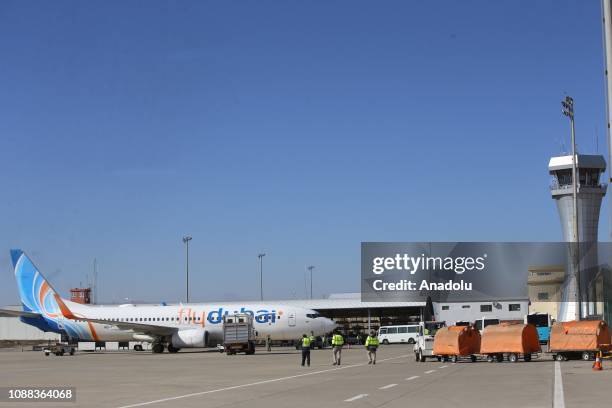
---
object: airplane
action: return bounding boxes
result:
[0,250,337,353]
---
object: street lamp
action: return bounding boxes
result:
[307,265,315,299]
[183,235,192,303]
[258,253,266,301]
[562,95,581,320]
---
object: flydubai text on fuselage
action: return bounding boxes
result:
[2,250,336,353]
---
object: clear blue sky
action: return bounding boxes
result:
[0,0,609,304]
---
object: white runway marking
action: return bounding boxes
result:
[439,365,448,368]
[344,394,368,402]
[378,383,397,390]
[424,369,436,374]
[553,361,565,408]
[405,376,419,381]
[116,354,411,408]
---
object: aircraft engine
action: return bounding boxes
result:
[171,328,209,348]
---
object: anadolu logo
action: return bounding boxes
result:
[207,307,278,324]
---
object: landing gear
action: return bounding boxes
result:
[167,344,181,353]
[152,343,165,353]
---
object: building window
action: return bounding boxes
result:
[442,305,449,310]
[537,292,549,300]
[480,304,492,312]
[509,304,521,311]
[462,305,470,309]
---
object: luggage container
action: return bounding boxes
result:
[433,325,481,363]
[480,322,541,362]
[549,320,611,361]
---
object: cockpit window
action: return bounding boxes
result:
[306,313,321,319]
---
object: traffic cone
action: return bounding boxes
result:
[592,351,603,371]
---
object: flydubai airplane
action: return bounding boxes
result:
[0,250,337,353]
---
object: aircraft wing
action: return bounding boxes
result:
[68,316,178,337]
[51,294,178,337]
[0,308,42,318]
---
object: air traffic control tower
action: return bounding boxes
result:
[549,154,606,321]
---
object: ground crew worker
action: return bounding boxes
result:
[309,331,316,349]
[331,330,344,366]
[266,335,272,352]
[301,334,311,367]
[365,330,379,365]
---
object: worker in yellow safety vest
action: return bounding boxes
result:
[301,334,311,367]
[331,330,344,366]
[309,331,316,350]
[365,330,380,365]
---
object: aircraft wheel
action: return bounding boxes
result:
[152,343,165,353]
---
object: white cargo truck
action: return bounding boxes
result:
[414,321,446,362]
[223,313,256,355]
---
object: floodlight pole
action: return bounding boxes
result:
[183,235,192,303]
[258,253,266,301]
[307,265,315,299]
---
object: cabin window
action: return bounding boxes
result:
[442,305,449,310]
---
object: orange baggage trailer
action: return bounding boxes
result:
[433,325,481,363]
[480,322,541,362]
[549,320,611,362]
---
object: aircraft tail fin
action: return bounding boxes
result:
[10,249,69,318]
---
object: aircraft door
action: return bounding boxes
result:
[288,313,296,327]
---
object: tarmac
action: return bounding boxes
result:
[0,345,610,408]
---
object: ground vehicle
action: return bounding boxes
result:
[474,318,500,332]
[549,320,611,361]
[433,325,480,363]
[414,321,446,362]
[480,323,540,362]
[378,324,419,344]
[43,343,75,356]
[223,314,256,355]
[525,313,551,344]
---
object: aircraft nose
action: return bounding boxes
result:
[324,318,337,333]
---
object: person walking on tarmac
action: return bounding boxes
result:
[309,331,316,349]
[365,330,379,365]
[331,330,344,366]
[301,334,311,367]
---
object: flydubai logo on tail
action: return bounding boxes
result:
[11,249,61,319]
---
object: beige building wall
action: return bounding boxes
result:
[527,266,564,320]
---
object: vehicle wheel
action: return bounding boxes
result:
[419,350,426,362]
[470,355,477,363]
[451,355,458,363]
[45,352,50,356]
[167,344,180,353]
[70,348,75,356]
[134,345,143,352]
[555,354,565,362]
[152,343,164,353]
[415,353,420,362]
[437,356,442,362]
[582,351,592,361]
[524,354,531,362]
[487,355,494,363]
[496,354,503,363]
[408,338,415,344]
[509,353,518,363]
[382,339,389,345]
